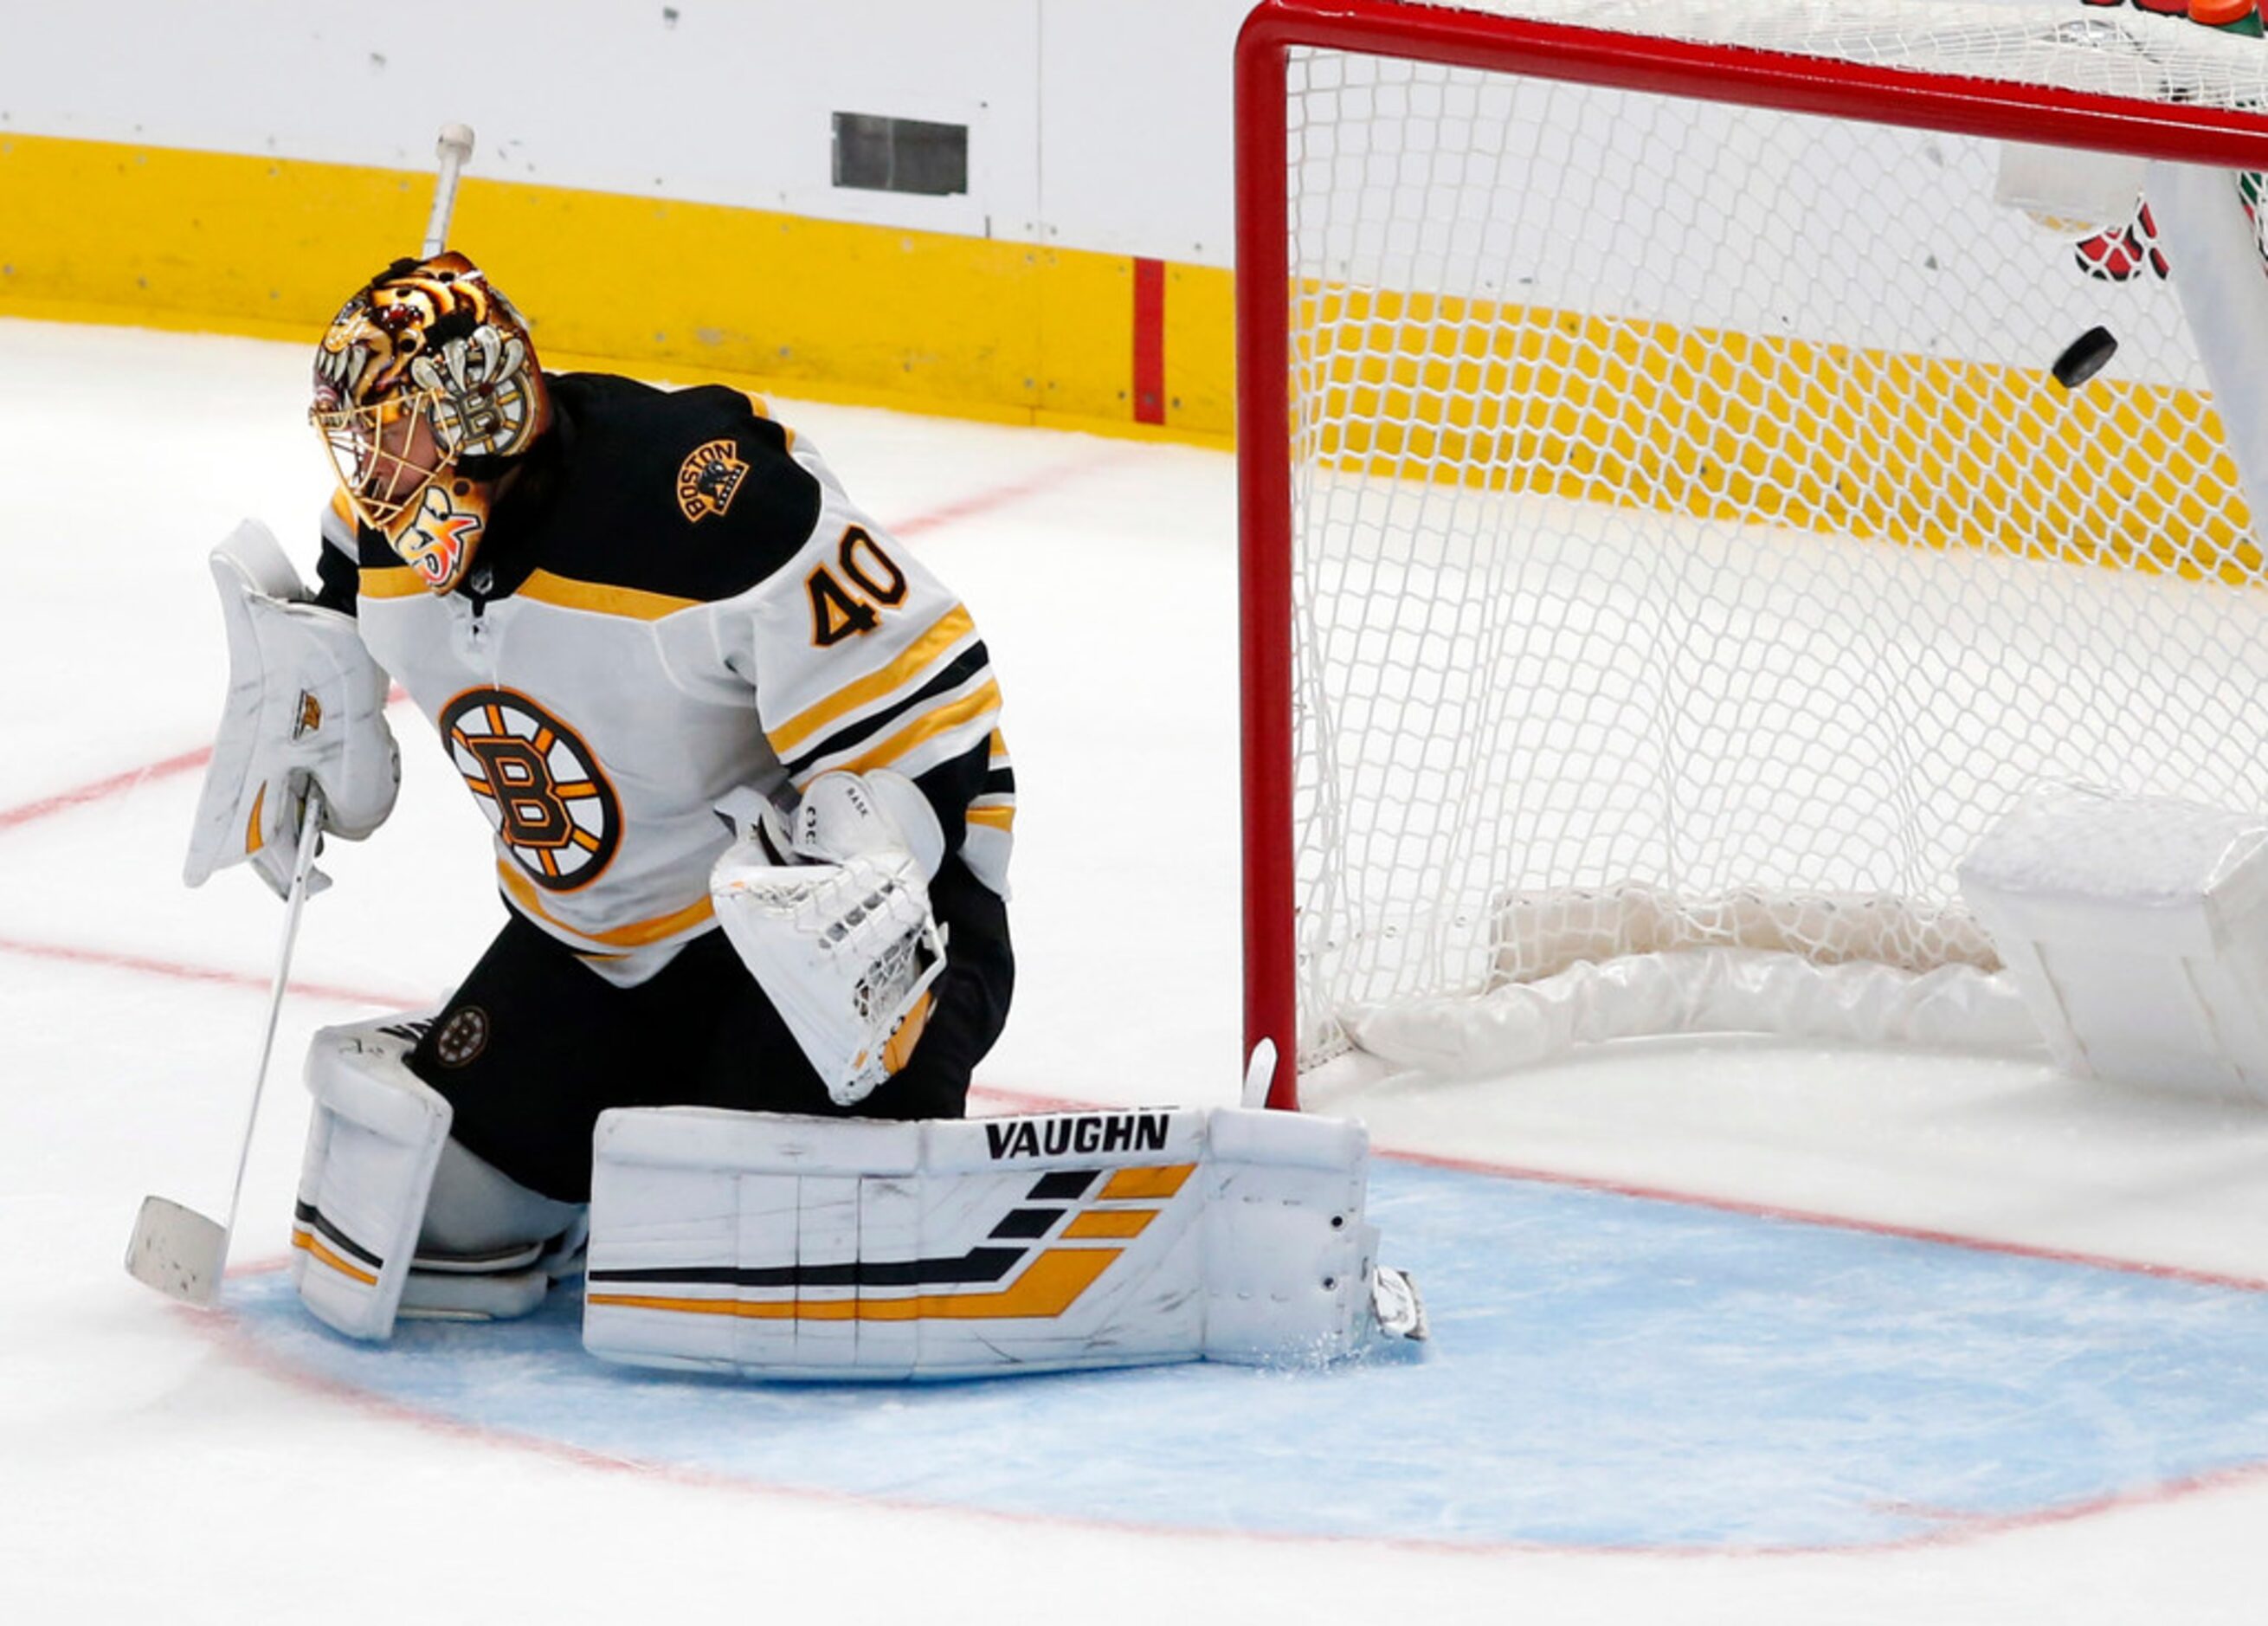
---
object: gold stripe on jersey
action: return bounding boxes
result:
[824,678,1002,783]
[963,726,1016,895]
[517,570,701,622]
[767,603,978,758]
[499,862,717,949]
[359,565,428,598]
[329,487,357,526]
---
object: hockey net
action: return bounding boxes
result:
[1236,0,2268,1104]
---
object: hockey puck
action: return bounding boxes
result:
[2051,325,2118,390]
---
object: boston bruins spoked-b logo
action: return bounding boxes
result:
[439,687,620,892]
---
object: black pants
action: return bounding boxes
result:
[408,859,1013,1202]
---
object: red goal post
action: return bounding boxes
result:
[1236,0,2268,1111]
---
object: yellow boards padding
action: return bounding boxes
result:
[0,132,1212,439]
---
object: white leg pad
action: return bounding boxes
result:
[292,1016,452,1341]
[583,1106,1404,1380]
[1199,1107,1382,1365]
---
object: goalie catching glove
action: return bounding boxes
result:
[710,771,949,1107]
[183,519,400,898]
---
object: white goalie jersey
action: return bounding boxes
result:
[322,373,1014,982]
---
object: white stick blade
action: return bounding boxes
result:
[125,1196,229,1307]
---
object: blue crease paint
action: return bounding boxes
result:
[229,1161,2268,1551]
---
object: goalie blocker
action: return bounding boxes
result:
[583,1103,1426,1378]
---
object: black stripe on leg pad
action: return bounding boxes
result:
[589,1246,1025,1290]
[988,1207,1061,1240]
[1027,1171,1096,1202]
[292,1199,384,1270]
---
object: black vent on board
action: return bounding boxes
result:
[832,113,969,197]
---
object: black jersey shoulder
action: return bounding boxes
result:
[505,373,822,604]
[351,516,401,572]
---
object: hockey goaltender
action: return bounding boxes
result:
[168,250,1423,1379]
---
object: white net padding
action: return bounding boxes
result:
[1281,0,2268,1077]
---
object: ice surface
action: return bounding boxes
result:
[9,319,2268,1623]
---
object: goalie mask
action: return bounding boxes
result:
[309,252,551,590]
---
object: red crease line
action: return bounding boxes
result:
[888,455,1114,539]
[0,933,420,1010]
[0,745,212,833]
[1384,1143,2268,1294]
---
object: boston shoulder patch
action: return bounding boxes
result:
[675,437,750,522]
[440,687,621,892]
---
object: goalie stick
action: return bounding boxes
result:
[422,123,475,259]
[126,788,325,1306]
[126,120,479,1308]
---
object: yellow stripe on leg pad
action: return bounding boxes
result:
[1098,1165,1196,1200]
[291,1225,378,1287]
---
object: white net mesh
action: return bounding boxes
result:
[1281,0,2268,1074]
[1434,0,2268,104]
